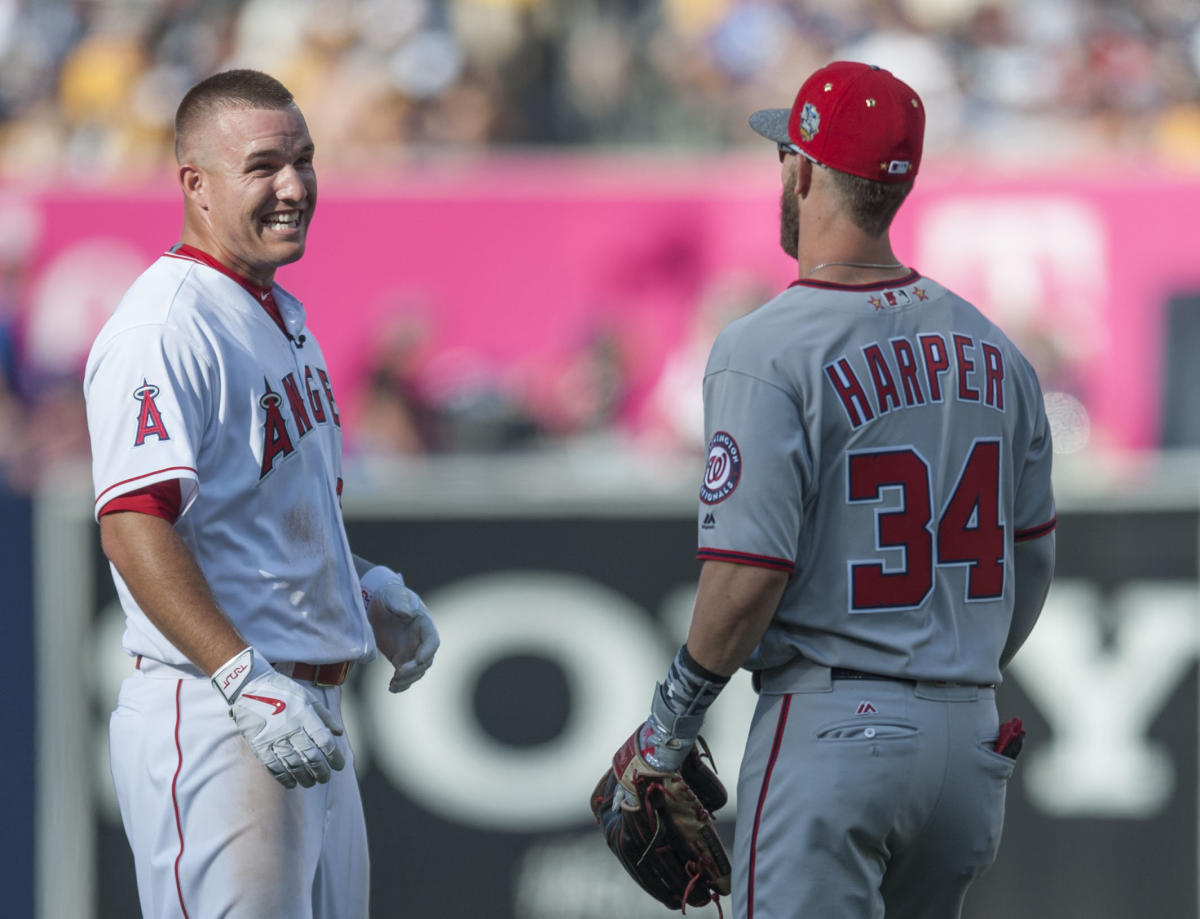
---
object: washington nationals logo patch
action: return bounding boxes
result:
[700,431,741,505]
[132,380,169,445]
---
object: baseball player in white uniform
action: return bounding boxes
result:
[613,62,1056,918]
[84,70,439,919]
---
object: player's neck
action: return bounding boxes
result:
[794,197,906,283]
[179,225,276,289]
[799,257,907,285]
[797,228,904,284]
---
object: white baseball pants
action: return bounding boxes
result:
[109,662,369,919]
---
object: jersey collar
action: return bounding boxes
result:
[788,269,922,292]
[168,243,297,339]
[170,243,274,300]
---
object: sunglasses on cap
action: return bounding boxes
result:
[777,141,800,163]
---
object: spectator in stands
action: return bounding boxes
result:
[1,0,1197,176]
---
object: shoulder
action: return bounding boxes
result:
[94,254,200,338]
[928,278,1041,370]
[706,282,858,389]
[708,287,800,369]
[86,255,219,373]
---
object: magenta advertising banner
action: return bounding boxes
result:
[7,157,1200,452]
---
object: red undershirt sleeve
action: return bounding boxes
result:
[98,479,183,523]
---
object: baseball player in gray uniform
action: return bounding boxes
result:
[85,70,439,918]
[617,61,1056,918]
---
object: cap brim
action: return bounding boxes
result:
[749,108,791,143]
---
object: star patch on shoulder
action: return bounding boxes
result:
[869,296,885,311]
[913,287,928,301]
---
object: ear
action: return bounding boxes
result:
[179,164,207,210]
[796,156,814,200]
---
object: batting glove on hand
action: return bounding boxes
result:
[362,567,440,693]
[212,648,346,789]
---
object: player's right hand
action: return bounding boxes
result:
[211,647,346,789]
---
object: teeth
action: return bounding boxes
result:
[264,213,300,228]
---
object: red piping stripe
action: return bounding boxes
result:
[696,548,795,573]
[747,693,791,919]
[171,679,191,919]
[163,251,204,264]
[1015,516,1057,542]
[95,466,197,508]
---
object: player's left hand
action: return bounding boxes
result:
[367,575,440,692]
[591,730,731,913]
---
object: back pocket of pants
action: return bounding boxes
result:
[817,718,919,742]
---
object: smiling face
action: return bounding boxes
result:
[178,104,317,285]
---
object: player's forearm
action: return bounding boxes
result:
[685,560,789,676]
[99,511,248,675]
[1000,532,1055,670]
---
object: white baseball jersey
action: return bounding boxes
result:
[696,271,1055,686]
[84,248,374,667]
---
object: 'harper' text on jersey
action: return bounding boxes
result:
[824,332,1004,429]
[259,364,341,478]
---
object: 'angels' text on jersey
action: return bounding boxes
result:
[824,332,1004,429]
[259,364,341,479]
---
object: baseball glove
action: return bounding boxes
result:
[590,731,731,915]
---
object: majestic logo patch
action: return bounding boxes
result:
[701,512,717,530]
[700,431,741,505]
[856,701,878,715]
[798,102,820,142]
[132,381,169,445]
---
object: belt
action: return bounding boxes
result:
[134,655,353,687]
[832,667,994,689]
[274,661,353,686]
[831,667,908,682]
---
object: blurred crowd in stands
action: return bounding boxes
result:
[3,0,1199,175]
[1,0,1199,491]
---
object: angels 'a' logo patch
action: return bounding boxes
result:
[700,431,741,505]
[132,380,169,445]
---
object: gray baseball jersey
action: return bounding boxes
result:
[697,271,1056,919]
[696,271,1055,686]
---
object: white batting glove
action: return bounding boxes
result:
[212,648,346,789]
[361,567,440,693]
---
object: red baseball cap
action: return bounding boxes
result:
[749,61,925,183]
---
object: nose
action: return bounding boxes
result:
[275,165,308,203]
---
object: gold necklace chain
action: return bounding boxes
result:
[806,260,904,277]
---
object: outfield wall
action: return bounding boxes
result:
[34,453,1200,919]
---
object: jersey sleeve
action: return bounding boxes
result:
[85,323,206,522]
[98,479,183,522]
[696,367,809,572]
[1013,382,1056,542]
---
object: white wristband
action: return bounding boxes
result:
[211,647,272,704]
[359,565,400,611]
